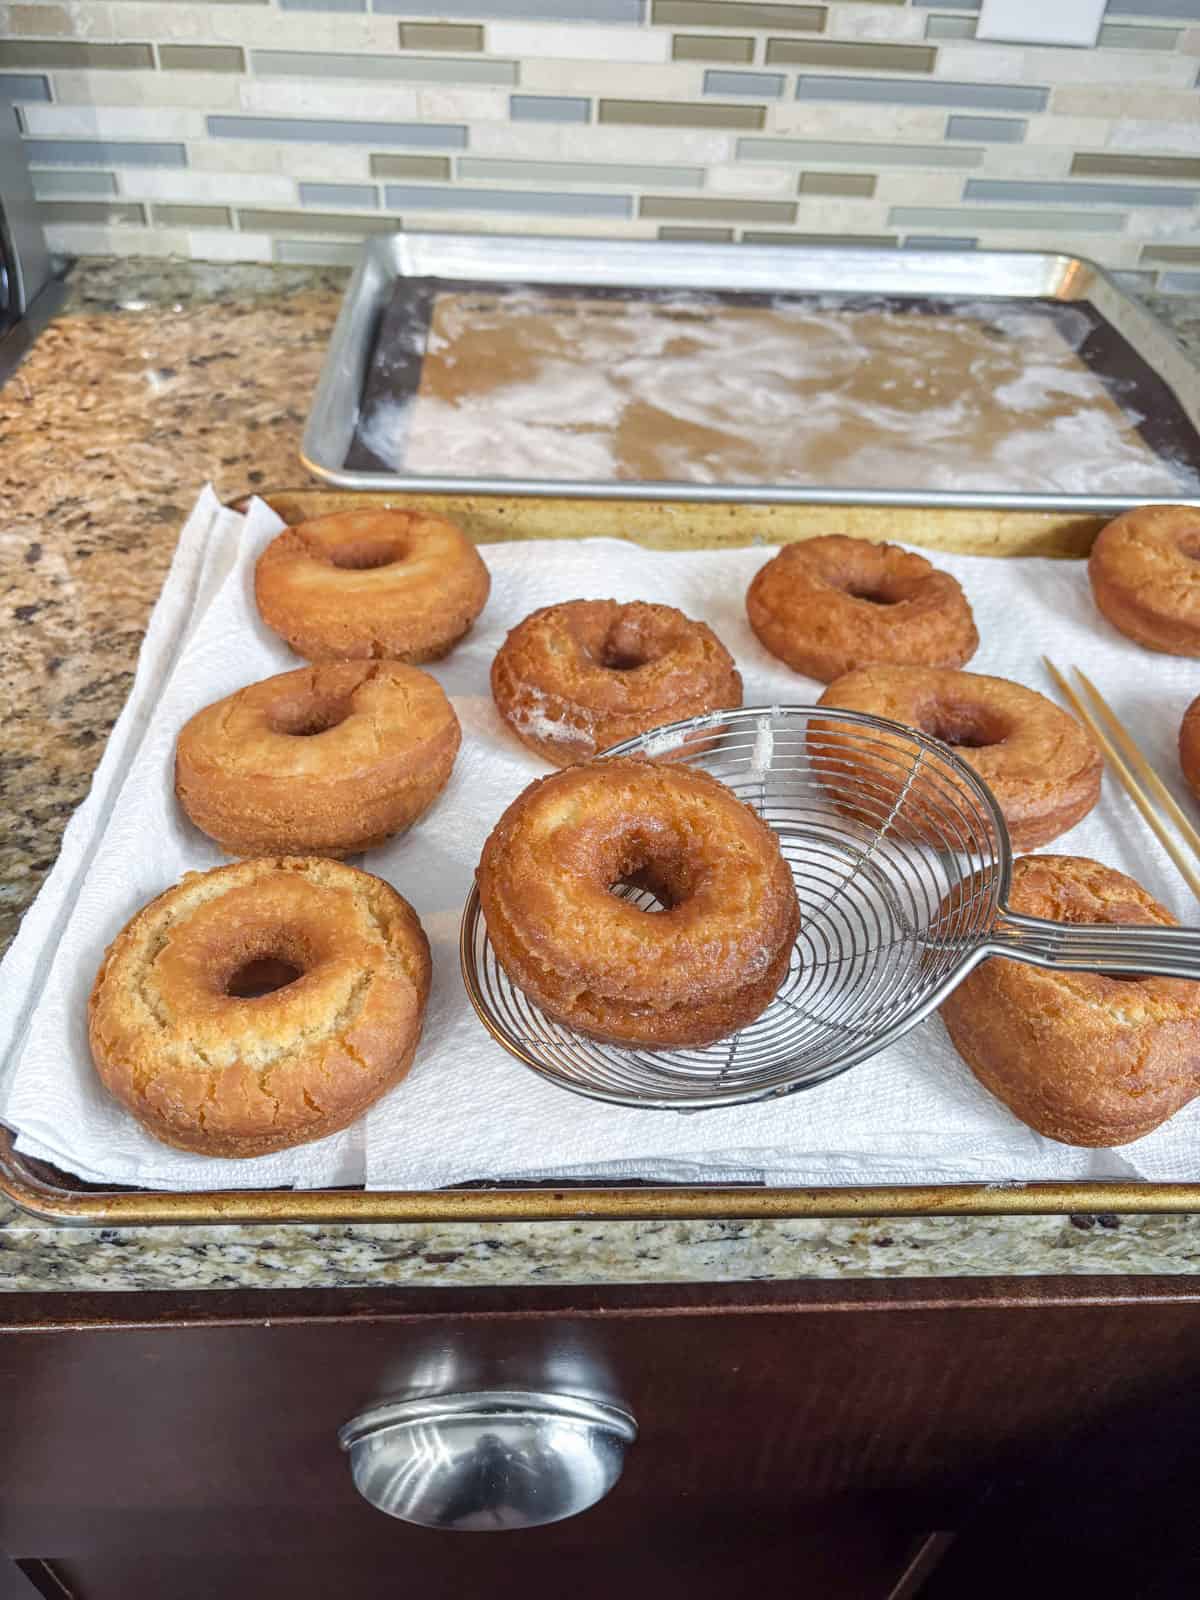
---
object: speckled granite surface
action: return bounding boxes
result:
[3,257,1200,1293]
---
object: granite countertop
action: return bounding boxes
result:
[3,256,1200,1294]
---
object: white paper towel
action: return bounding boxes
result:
[3,486,1199,1192]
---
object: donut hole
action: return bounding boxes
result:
[329,538,407,571]
[225,956,304,999]
[269,693,354,739]
[843,581,905,606]
[605,841,697,913]
[920,701,1010,751]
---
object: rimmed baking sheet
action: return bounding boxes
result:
[5,487,1200,1226]
[302,234,1200,513]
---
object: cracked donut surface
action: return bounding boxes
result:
[746,534,978,683]
[491,598,742,767]
[939,855,1200,1147]
[477,757,800,1048]
[255,508,490,663]
[175,661,461,857]
[1089,504,1200,656]
[88,857,431,1158]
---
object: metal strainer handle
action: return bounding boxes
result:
[985,912,1200,981]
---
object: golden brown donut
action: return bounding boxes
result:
[746,535,978,683]
[1089,504,1200,656]
[491,599,742,767]
[1180,693,1200,802]
[255,508,490,663]
[175,662,460,858]
[939,855,1200,1147]
[817,666,1102,850]
[88,857,431,1158]
[477,757,800,1048]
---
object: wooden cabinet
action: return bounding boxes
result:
[2,1277,1199,1598]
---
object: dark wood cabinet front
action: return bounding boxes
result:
[1,1277,1199,1598]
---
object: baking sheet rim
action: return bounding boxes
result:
[301,232,1200,513]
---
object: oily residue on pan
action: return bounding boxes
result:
[356,289,1200,496]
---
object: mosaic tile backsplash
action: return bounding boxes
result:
[2,1,1198,289]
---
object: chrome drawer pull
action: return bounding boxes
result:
[339,1391,637,1531]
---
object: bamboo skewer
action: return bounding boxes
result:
[1043,657,1200,902]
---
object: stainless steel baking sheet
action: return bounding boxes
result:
[302,233,1200,514]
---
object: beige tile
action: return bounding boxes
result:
[652,2,826,30]
[658,224,735,240]
[599,98,765,131]
[414,86,510,121]
[1073,151,1200,181]
[793,196,889,230]
[825,3,926,40]
[930,43,1023,83]
[38,198,146,223]
[974,146,1072,179]
[42,222,190,259]
[1052,87,1200,122]
[399,22,483,51]
[370,153,452,180]
[1107,119,1200,156]
[1142,244,1200,264]
[152,202,232,227]
[672,34,755,63]
[742,230,898,245]
[873,169,970,204]
[557,123,735,163]
[120,170,297,206]
[111,7,394,52]
[639,192,796,222]
[518,61,695,96]
[766,38,934,71]
[190,141,369,182]
[159,44,244,72]
[238,81,421,119]
[706,160,794,196]
[1182,27,1200,56]
[3,6,74,37]
[23,102,203,136]
[48,69,242,110]
[188,228,273,263]
[1021,43,1197,87]
[237,207,398,235]
[0,40,154,70]
[1023,114,1113,149]
[767,101,947,139]
[798,170,875,197]
[398,211,654,239]
[490,22,669,64]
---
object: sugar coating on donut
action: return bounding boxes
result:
[491,598,743,768]
[88,857,431,1158]
[939,855,1200,1147]
[747,535,978,683]
[478,756,800,1048]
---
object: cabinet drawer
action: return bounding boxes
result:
[1,1278,1198,1596]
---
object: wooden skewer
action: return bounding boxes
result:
[1042,657,1200,902]
[1072,666,1200,869]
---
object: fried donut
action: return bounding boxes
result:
[477,757,800,1048]
[1180,693,1200,802]
[175,663,460,858]
[939,856,1200,1147]
[88,857,431,1158]
[747,535,978,683]
[817,666,1102,850]
[255,508,490,663]
[491,599,742,767]
[1089,504,1200,656]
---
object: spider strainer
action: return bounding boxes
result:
[460,705,1200,1110]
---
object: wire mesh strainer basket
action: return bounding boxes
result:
[460,705,1200,1110]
